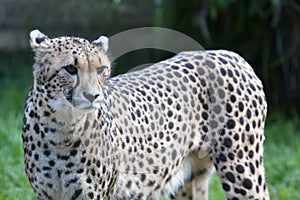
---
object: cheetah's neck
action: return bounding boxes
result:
[23,86,118,199]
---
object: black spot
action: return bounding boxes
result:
[223,137,233,148]
[255,185,260,193]
[246,109,252,119]
[33,123,40,134]
[239,117,244,125]
[147,158,154,165]
[131,100,136,107]
[29,111,35,118]
[228,83,234,92]
[88,192,94,198]
[222,183,231,191]
[202,112,208,120]
[237,150,243,159]
[83,120,89,131]
[72,140,81,148]
[249,83,256,91]
[256,143,260,153]
[240,189,246,196]
[220,68,226,76]
[102,165,106,174]
[86,176,92,183]
[233,133,239,141]
[173,133,178,140]
[219,153,227,162]
[185,63,194,69]
[69,149,77,157]
[225,172,235,183]
[189,75,196,82]
[90,169,96,177]
[131,113,136,121]
[31,143,36,151]
[159,132,164,139]
[245,124,250,132]
[227,119,235,129]
[71,189,82,200]
[81,157,86,163]
[236,164,245,173]
[242,178,253,190]
[166,136,170,141]
[34,153,39,161]
[200,79,206,87]
[165,175,171,183]
[249,163,255,174]
[43,111,51,116]
[258,175,262,185]
[148,180,156,186]
[168,122,174,129]
[195,55,203,60]
[66,162,74,168]
[230,95,236,103]
[96,160,101,168]
[249,134,255,145]
[139,162,144,168]
[227,69,233,77]
[248,150,254,158]
[219,57,228,64]
[49,160,55,166]
[167,110,173,117]
[205,60,215,68]
[58,154,70,160]
[126,180,132,188]
[226,103,232,113]
[157,83,163,89]
[182,68,189,74]
[140,173,146,182]
[171,65,179,70]
[137,193,144,199]
[197,66,205,75]
[202,125,208,133]
[171,150,177,159]
[44,150,51,157]
[167,98,173,105]
[67,177,78,185]
[174,71,182,78]
[203,103,209,110]
[228,152,235,160]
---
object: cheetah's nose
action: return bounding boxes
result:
[83,92,100,103]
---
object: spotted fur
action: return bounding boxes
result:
[23,30,269,200]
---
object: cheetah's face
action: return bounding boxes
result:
[30,30,111,113]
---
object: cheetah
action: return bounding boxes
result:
[22,29,269,200]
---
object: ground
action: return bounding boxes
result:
[0,61,299,200]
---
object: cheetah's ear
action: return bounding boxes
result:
[30,29,51,49]
[92,36,109,52]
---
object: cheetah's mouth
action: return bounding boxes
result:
[66,89,73,104]
[65,89,98,111]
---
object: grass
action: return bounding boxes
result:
[0,61,299,199]
[0,61,35,199]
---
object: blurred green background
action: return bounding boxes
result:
[0,0,299,199]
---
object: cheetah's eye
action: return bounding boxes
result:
[64,64,78,76]
[97,66,107,75]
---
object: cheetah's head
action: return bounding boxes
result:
[30,29,111,113]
